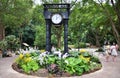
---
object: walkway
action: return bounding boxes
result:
[0,49,120,78]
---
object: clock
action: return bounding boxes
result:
[51,13,62,24]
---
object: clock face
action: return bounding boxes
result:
[51,13,62,24]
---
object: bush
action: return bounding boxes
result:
[5,35,20,51]
[16,53,40,73]
[34,26,46,49]
[74,42,86,48]
[90,56,101,63]
[0,40,8,50]
[0,35,20,51]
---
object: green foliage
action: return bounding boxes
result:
[16,53,40,73]
[31,5,46,48]
[21,60,39,73]
[89,61,102,71]
[90,56,101,63]
[45,55,59,65]
[69,51,80,57]
[0,39,8,50]
[81,52,91,57]
[0,0,33,28]
[0,0,120,49]
[16,50,102,76]
[74,42,86,48]
[34,26,46,49]
[30,52,40,57]
[31,5,44,25]
[22,25,35,46]
[0,35,20,51]
[63,57,90,75]
[68,1,120,46]
[5,35,20,50]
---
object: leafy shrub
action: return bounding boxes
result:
[68,45,75,48]
[0,35,20,51]
[90,56,101,63]
[89,61,102,71]
[45,55,58,65]
[63,57,90,75]
[16,53,40,73]
[69,51,80,57]
[81,52,91,57]
[34,26,46,49]
[74,42,86,48]
[0,40,8,50]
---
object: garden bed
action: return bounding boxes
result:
[12,50,102,77]
[12,62,102,77]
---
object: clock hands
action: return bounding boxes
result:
[56,15,59,20]
[51,13,62,24]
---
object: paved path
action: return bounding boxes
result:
[0,49,120,78]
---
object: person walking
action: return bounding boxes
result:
[105,42,111,62]
[110,43,118,62]
[116,44,119,52]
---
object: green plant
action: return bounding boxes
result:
[5,35,20,51]
[21,60,40,73]
[63,57,90,75]
[0,39,8,50]
[16,53,40,73]
[69,51,80,57]
[90,61,102,71]
[74,42,86,48]
[90,56,101,63]
[0,35,20,51]
[15,50,102,76]
[45,55,58,65]
[81,52,91,57]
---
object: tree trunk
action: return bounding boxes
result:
[0,23,5,41]
[95,34,100,47]
[109,13,120,49]
[110,19,120,48]
[53,26,63,48]
[99,0,120,48]
[57,36,61,48]
[111,0,120,48]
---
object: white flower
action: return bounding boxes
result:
[53,50,62,59]
[38,51,48,65]
[62,53,69,59]
[65,60,69,65]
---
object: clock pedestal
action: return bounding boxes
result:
[63,20,68,53]
[46,20,51,52]
[43,4,70,54]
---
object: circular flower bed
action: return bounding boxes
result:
[12,49,102,77]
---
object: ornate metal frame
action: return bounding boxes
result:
[43,4,70,53]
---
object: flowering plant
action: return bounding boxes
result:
[16,52,40,73]
[15,49,102,76]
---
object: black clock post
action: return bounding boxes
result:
[43,4,70,54]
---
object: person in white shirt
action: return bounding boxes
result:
[110,43,118,62]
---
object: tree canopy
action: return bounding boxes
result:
[0,0,120,50]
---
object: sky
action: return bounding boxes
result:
[33,0,81,5]
[34,0,42,5]
[33,0,109,5]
